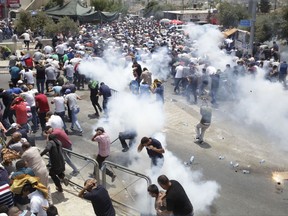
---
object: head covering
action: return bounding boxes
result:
[65,89,71,94]
[17,80,23,84]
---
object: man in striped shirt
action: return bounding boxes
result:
[0,181,14,208]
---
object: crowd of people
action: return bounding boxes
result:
[0,14,286,216]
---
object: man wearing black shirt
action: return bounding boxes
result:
[78,178,115,216]
[88,80,102,117]
[0,88,14,129]
[137,137,165,167]
[35,61,46,94]
[157,175,194,216]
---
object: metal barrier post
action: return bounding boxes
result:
[62,148,100,183]
[102,161,153,215]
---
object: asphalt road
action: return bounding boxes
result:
[1,73,287,216]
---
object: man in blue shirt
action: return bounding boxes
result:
[137,137,165,167]
[78,178,115,216]
[99,82,112,114]
[278,61,287,87]
[9,64,21,86]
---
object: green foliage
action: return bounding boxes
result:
[218,2,249,28]
[143,1,177,19]
[281,6,288,37]
[259,0,271,13]
[56,17,79,37]
[15,10,33,33]
[43,19,58,38]
[91,0,108,11]
[255,15,273,42]
[91,0,125,12]
[32,11,50,31]
[255,12,283,42]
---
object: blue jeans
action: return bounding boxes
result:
[71,107,82,131]
[118,130,137,149]
[30,106,38,131]
[102,97,110,114]
[63,147,78,172]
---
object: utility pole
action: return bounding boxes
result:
[249,0,257,56]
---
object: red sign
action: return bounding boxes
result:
[7,0,20,4]
[7,0,20,8]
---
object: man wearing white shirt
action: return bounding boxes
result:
[51,94,66,130]
[22,184,49,216]
[45,64,57,93]
[33,50,44,62]
[20,67,35,85]
[21,86,38,132]
[56,43,65,63]
[20,32,31,50]
[64,61,74,83]
[43,45,53,55]
[46,111,64,131]
[174,63,184,94]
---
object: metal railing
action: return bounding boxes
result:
[61,149,152,215]
[102,161,152,215]
[62,148,100,184]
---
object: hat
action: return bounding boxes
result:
[17,80,23,84]
[65,89,71,94]
[95,127,105,133]
[10,123,18,128]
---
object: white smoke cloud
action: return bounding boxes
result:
[142,47,172,81]
[232,71,288,150]
[184,23,234,70]
[78,31,221,215]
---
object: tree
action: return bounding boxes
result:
[259,0,271,13]
[15,10,33,34]
[43,16,79,38]
[281,6,288,39]
[56,16,79,37]
[143,1,177,19]
[91,0,127,12]
[91,0,108,11]
[218,2,249,28]
[31,11,51,31]
[255,14,273,42]
[255,12,283,42]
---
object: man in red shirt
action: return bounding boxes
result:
[35,92,50,133]
[45,126,79,176]
[10,97,28,131]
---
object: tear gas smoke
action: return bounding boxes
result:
[233,71,288,150]
[184,24,288,151]
[78,44,221,214]
[184,23,234,71]
[141,47,172,81]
